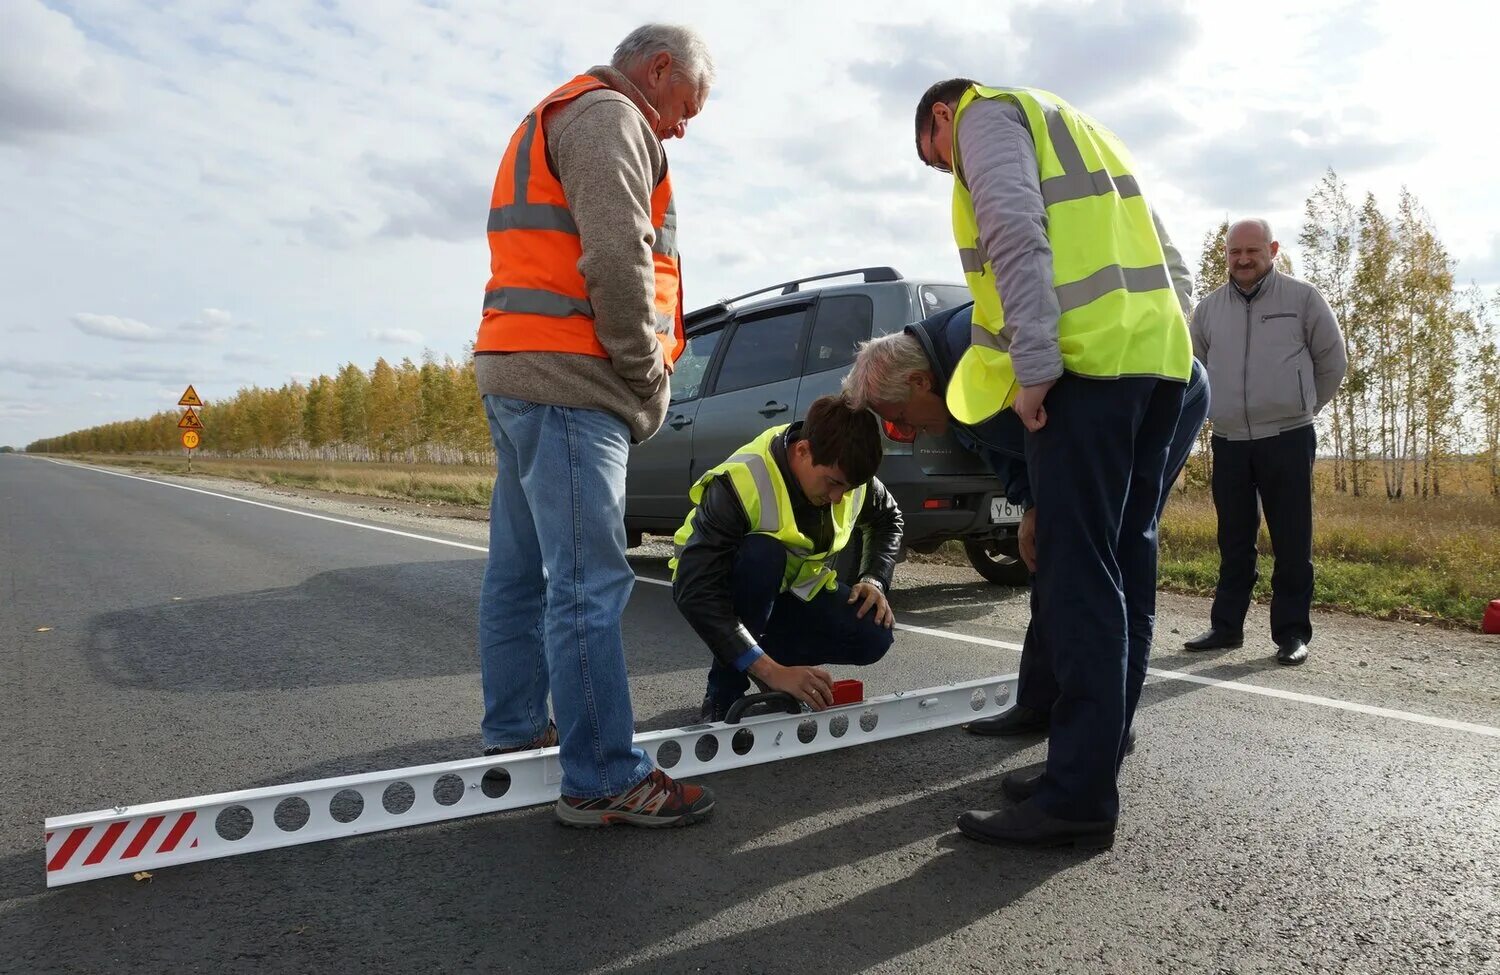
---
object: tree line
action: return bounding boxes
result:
[28,169,1500,498]
[28,354,495,465]
[1189,171,1499,498]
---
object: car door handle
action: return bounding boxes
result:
[758,401,790,417]
[668,414,693,430]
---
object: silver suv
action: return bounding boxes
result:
[626,267,1028,587]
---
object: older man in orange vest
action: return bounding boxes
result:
[474,24,714,829]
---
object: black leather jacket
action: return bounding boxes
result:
[671,424,903,668]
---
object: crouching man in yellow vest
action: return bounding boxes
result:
[915,79,1193,850]
[670,395,904,722]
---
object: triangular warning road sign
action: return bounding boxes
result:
[178,408,204,431]
[178,385,203,407]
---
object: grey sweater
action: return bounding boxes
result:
[1190,269,1347,441]
[476,66,672,443]
[955,98,1193,386]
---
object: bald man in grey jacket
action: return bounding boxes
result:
[1184,219,1347,666]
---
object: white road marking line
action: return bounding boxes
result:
[44,459,489,554]
[52,459,1500,740]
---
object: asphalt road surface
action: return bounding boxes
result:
[3,454,1498,975]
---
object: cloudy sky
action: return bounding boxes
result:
[3,0,1497,448]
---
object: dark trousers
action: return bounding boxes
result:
[705,534,895,706]
[1027,374,1185,823]
[1209,425,1316,645]
[1015,368,1209,719]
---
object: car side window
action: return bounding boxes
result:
[803,294,874,376]
[920,285,972,315]
[711,307,808,395]
[669,327,723,404]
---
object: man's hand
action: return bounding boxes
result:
[748,656,834,711]
[1012,379,1056,432]
[661,342,676,376]
[1018,507,1038,573]
[848,580,894,628]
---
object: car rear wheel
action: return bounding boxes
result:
[963,537,1030,587]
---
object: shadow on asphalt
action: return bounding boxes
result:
[80,560,707,694]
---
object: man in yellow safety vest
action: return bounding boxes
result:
[915,79,1193,850]
[670,395,903,721]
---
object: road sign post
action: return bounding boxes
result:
[177,387,203,471]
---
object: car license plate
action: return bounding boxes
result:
[990,498,1023,524]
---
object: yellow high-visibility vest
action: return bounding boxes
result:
[947,84,1192,424]
[670,425,866,601]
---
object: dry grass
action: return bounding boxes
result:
[67,452,1500,628]
[1157,489,1499,626]
[74,454,496,507]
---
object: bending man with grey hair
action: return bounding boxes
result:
[473,24,715,828]
[844,301,1208,775]
[1183,218,1346,666]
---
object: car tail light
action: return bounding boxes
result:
[922,497,955,510]
[882,420,916,443]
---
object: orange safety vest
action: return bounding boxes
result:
[477,74,685,362]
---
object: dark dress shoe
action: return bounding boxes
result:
[1184,628,1243,651]
[964,704,1049,737]
[957,799,1115,850]
[1275,639,1309,665]
[1001,770,1043,803]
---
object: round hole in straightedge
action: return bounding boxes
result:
[829,714,849,738]
[274,796,311,832]
[657,740,682,770]
[382,781,416,815]
[797,718,818,744]
[330,789,364,824]
[481,767,511,799]
[433,774,465,807]
[992,683,1011,708]
[215,805,254,841]
[731,728,755,755]
[859,710,879,733]
[970,688,987,712]
[695,734,719,763]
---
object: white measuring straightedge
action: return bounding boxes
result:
[44,674,1017,887]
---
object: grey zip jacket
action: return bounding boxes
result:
[1190,269,1347,441]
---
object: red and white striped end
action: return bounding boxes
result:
[45,812,200,885]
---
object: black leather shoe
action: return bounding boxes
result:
[1275,639,1309,666]
[957,799,1115,850]
[1001,770,1043,803]
[1184,628,1243,651]
[964,704,1049,737]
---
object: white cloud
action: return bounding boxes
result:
[369,328,425,345]
[71,313,168,342]
[0,0,1495,450]
[0,0,120,142]
[222,350,278,366]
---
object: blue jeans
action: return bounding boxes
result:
[478,395,652,799]
[705,534,895,707]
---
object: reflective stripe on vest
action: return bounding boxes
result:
[946,85,1192,425]
[476,74,685,362]
[669,426,867,602]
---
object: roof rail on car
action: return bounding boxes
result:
[721,267,903,305]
